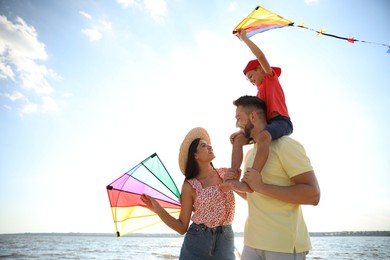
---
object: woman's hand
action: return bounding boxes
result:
[140,194,162,213]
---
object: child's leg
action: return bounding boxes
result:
[220,145,242,192]
[246,130,272,187]
[227,135,253,193]
[231,140,243,176]
[245,117,292,190]
[229,131,248,178]
[220,144,242,192]
[220,132,252,192]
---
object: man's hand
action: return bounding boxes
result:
[242,167,264,192]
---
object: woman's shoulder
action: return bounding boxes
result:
[182,180,196,195]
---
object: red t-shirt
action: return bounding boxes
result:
[257,71,289,120]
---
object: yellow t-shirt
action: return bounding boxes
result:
[244,136,313,253]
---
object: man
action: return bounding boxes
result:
[230,95,321,260]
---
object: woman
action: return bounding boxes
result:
[141,127,236,260]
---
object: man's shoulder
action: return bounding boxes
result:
[271,136,305,150]
[270,136,309,160]
[270,136,305,151]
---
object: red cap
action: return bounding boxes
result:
[243,59,281,77]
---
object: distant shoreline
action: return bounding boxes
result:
[1,231,390,237]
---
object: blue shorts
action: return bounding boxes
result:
[264,115,293,140]
[179,222,235,260]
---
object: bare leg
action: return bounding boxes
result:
[221,132,253,192]
[224,139,253,193]
[245,130,272,190]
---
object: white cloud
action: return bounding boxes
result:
[82,28,102,41]
[18,58,54,95]
[42,95,58,112]
[79,11,92,20]
[20,102,38,114]
[228,2,238,12]
[2,91,24,101]
[0,15,58,116]
[79,11,112,42]
[0,60,15,80]
[117,0,167,20]
[0,16,47,60]
[117,0,138,8]
[144,0,167,20]
[305,0,319,4]
[2,104,11,110]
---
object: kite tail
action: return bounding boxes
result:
[295,24,390,50]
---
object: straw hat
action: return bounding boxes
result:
[178,127,211,175]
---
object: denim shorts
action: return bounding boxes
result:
[179,222,235,260]
[265,115,293,140]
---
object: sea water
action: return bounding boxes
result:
[0,233,389,259]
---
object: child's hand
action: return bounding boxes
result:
[230,131,241,144]
[230,131,249,146]
[237,28,248,40]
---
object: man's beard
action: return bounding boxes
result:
[243,121,254,139]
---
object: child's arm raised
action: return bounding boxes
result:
[238,28,273,76]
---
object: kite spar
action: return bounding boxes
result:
[106,153,181,237]
[233,6,390,53]
[232,5,293,38]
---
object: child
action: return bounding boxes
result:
[224,28,293,192]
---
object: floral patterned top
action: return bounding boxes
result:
[186,168,235,228]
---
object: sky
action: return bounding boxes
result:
[0,0,389,235]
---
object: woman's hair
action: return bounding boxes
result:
[185,138,200,180]
[184,138,214,180]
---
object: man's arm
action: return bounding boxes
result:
[243,169,321,205]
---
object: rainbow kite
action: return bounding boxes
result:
[106,153,181,237]
[233,6,390,53]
